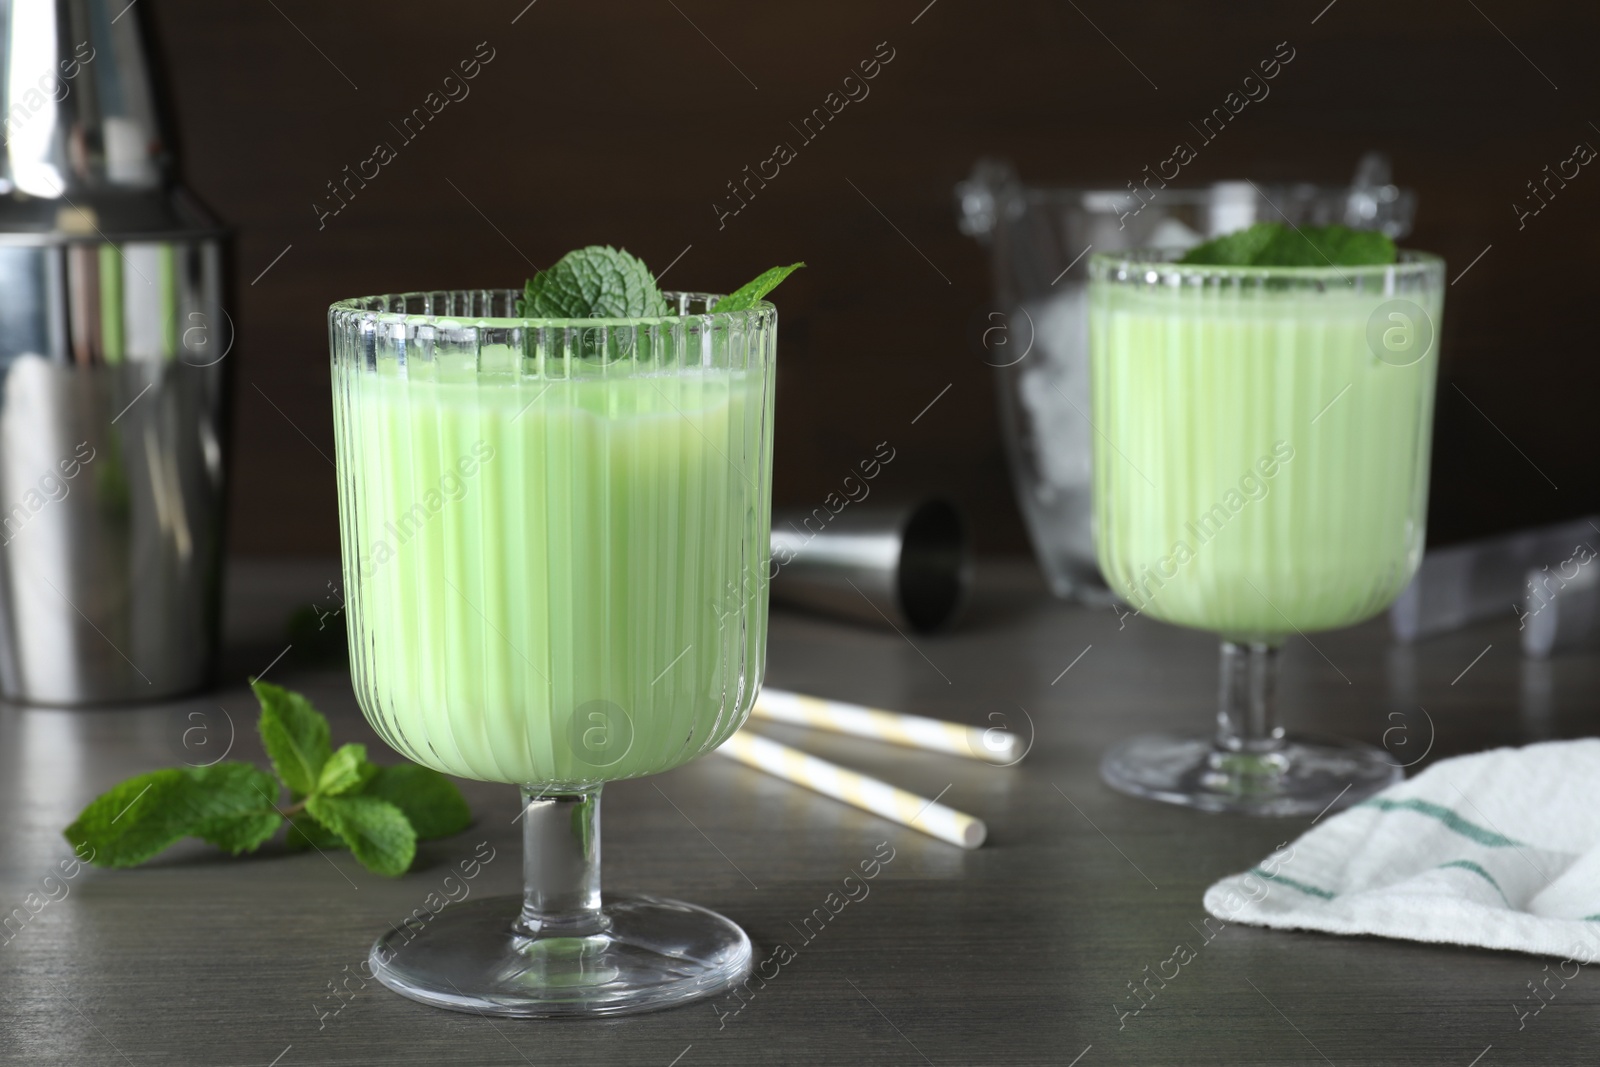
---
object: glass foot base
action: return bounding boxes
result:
[1100,733,1402,817]
[370,894,752,1018]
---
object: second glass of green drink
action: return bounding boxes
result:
[1089,249,1444,815]
[330,290,775,1015]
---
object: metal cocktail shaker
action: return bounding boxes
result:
[0,1,228,703]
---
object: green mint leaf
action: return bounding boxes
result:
[195,809,283,855]
[305,795,416,876]
[253,679,331,795]
[285,810,344,851]
[1298,224,1396,266]
[1178,222,1280,266]
[1178,223,1396,267]
[317,743,368,797]
[64,763,282,868]
[361,764,472,840]
[153,763,283,856]
[714,262,804,313]
[63,768,194,868]
[518,245,669,319]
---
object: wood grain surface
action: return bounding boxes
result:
[0,558,1595,1065]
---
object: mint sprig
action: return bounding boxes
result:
[1178,222,1396,267]
[518,247,802,319]
[63,681,472,876]
[713,262,805,313]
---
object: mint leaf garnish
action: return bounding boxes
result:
[363,764,473,840]
[1304,225,1396,266]
[518,245,669,319]
[305,795,417,877]
[64,763,280,868]
[1178,222,1279,266]
[64,683,471,876]
[518,248,804,321]
[715,262,805,313]
[253,679,331,795]
[1179,223,1396,267]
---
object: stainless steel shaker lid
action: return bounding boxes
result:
[0,0,223,243]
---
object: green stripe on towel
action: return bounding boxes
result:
[1251,866,1336,901]
[1437,859,1513,907]
[1358,798,1524,848]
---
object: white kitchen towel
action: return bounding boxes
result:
[1204,739,1600,963]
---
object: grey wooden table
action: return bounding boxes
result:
[2,558,1596,1066]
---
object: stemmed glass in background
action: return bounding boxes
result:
[1089,250,1444,815]
[330,290,775,1015]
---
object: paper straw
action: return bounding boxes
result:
[716,730,987,849]
[752,688,1022,765]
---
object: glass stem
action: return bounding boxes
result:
[516,785,606,938]
[1215,640,1285,755]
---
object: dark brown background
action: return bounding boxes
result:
[145,0,1598,556]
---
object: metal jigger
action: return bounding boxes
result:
[0,1,229,703]
[769,499,970,633]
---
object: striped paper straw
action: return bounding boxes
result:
[716,730,987,849]
[752,688,1023,765]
